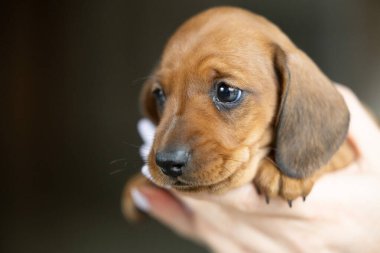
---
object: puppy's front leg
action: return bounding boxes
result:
[254,140,357,206]
[254,159,314,206]
[122,173,152,221]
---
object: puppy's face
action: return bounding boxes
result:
[141,7,349,192]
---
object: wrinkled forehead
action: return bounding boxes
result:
[156,32,274,94]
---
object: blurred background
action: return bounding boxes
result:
[2,0,379,252]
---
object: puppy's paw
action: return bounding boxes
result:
[253,160,281,203]
[122,173,152,222]
[279,174,314,204]
[254,159,314,205]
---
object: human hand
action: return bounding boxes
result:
[127,85,380,253]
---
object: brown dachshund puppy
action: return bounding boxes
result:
[124,6,357,219]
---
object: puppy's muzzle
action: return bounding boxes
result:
[155,147,190,178]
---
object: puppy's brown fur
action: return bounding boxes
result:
[124,7,357,219]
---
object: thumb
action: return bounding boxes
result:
[131,185,196,239]
[337,85,380,168]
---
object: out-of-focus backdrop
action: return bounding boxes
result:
[2,0,379,252]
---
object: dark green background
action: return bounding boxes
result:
[2,0,379,252]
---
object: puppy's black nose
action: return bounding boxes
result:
[155,148,190,177]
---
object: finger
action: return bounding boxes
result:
[137,118,155,144]
[139,144,150,161]
[337,85,380,166]
[138,119,155,161]
[131,185,196,239]
[178,183,278,213]
[141,164,154,181]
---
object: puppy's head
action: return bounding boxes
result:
[140,7,349,192]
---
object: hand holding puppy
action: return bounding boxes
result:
[125,86,380,253]
[122,7,380,252]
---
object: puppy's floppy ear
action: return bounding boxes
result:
[273,45,350,178]
[140,78,159,125]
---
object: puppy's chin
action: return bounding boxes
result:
[171,175,240,193]
[149,170,240,193]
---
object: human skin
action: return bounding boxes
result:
[125,85,380,253]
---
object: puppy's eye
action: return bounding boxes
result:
[215,82,242,103]
[152,87,166,109]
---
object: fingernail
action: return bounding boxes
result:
[141,165,153,181]
[131,188,150,212]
